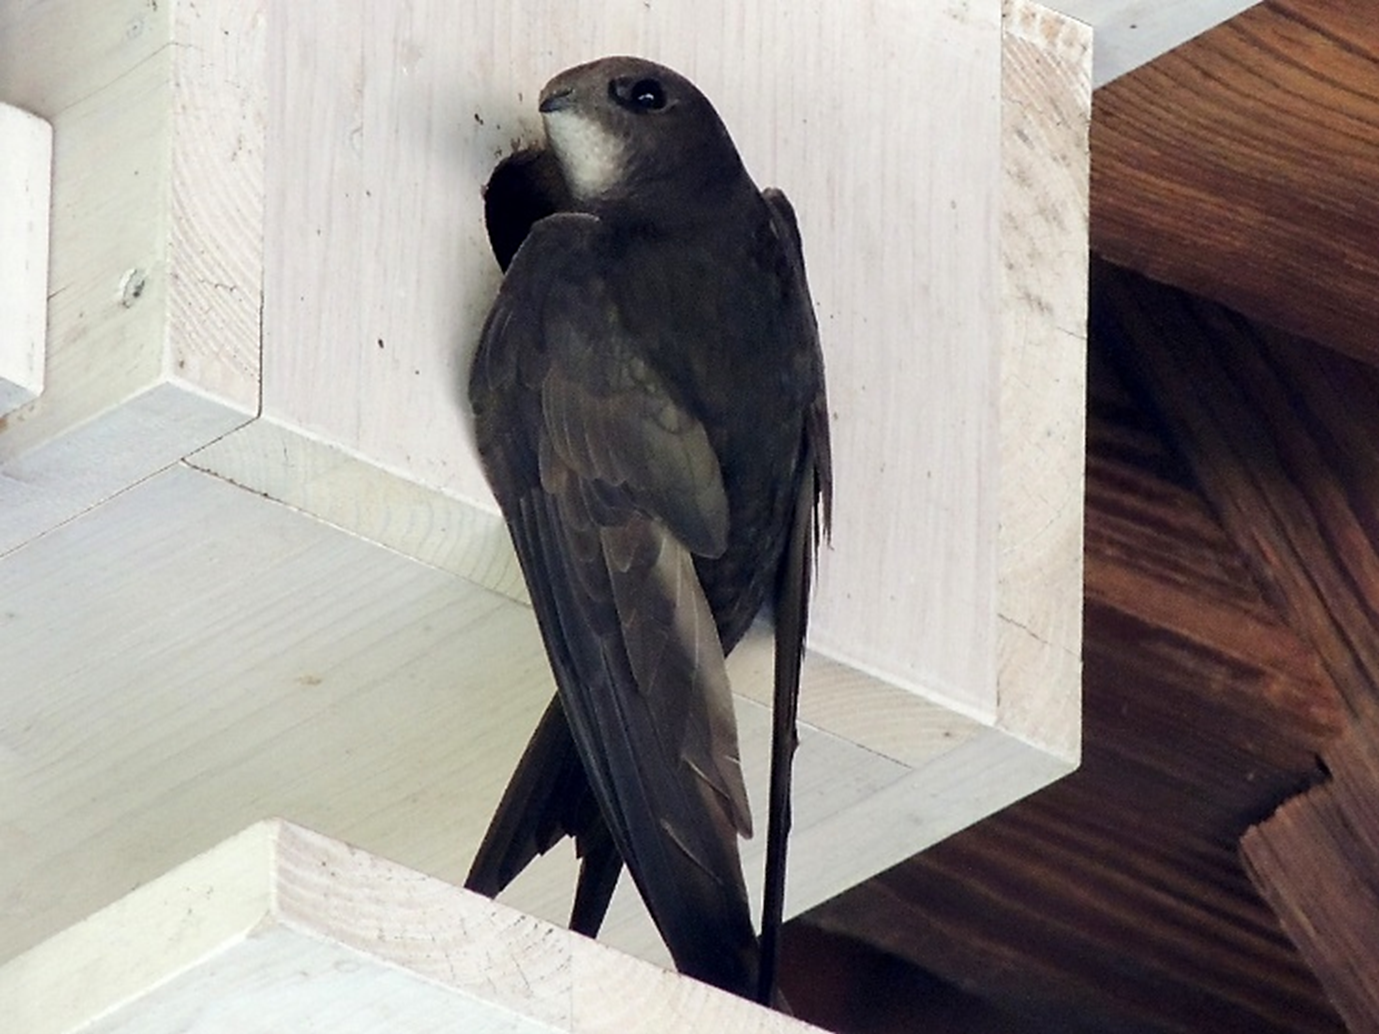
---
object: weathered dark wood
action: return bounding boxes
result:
[780,924,1088,1034]
[1094,259,1379,719]
[796,338,1348,1033]
[1243,719,1379,1034]
[1095,257,1379,1032]
[1092,0,1379,366]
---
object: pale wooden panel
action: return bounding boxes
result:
[0,0,261,548]
[0,465,989,971]
[255,0,1005,718]
[0,383,248,555]
[0,103,50,416]
[0,820,825,1034]
[189,418,989,767]
[165,0,266,408]
[996,1,1089,761]
[1048,0,1264,85]
[0,0,1090,988]
[189,417,528,602]
[0,465,547,960]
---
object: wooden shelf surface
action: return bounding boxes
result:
[0,820,824,1033]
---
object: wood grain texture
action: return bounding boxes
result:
[0,0,1091,1002]
[166,0,265,409]
[1094,259,1379,719]
[997,1,1089,762]
[0,0,261,551]
[249,0,1027,718]
[801,324,1348,1034]
[1095,259,1379,1032]
[0,820,826,1033]
[0,462,1005,980]
[1091,0,1379,366]
[0,103,50,416]
[1243,720,1379,1034]
[1050,0,1265,84]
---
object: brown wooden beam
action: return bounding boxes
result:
[1093,259,1379,719]
[1091,0,1379,365]
[1243,719,1379,1034]
[1095,257,1379,1031]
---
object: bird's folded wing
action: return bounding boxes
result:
[469,214,758,990]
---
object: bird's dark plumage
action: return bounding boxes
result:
[465,56,831,1002]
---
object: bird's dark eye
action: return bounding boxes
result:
[610,76,667,112]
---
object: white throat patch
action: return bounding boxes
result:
[542,111,625,200]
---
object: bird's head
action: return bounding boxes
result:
[537,56,750,219]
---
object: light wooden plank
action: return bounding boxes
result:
[189,418,528,602]
[996,1,1089,761]
[0,464,551,962]
[0,382,247,557]
[0,464,984,973]
[165,0,266,409]
[1047,0,1265,85]
[0,103,50,417]
[248,0,1008,719]
[0,0,262,548]
[0,820,825,1034]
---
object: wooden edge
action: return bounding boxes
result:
[0,821,276,1034]
[0,103,51,416]
[192,417,996,771]
[0,2,261,461]
[1045,0,1263,86]
[782,722,1076,912]
[165,0,265,413]
[0,382,249,557]
[187,417,528,601]
[996,0,1089,766]
[1240,721,1379,1033]
[0,819,825,1033]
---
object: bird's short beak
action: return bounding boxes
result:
[539,87,575,115]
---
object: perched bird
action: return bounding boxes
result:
[465,56,831,1003]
